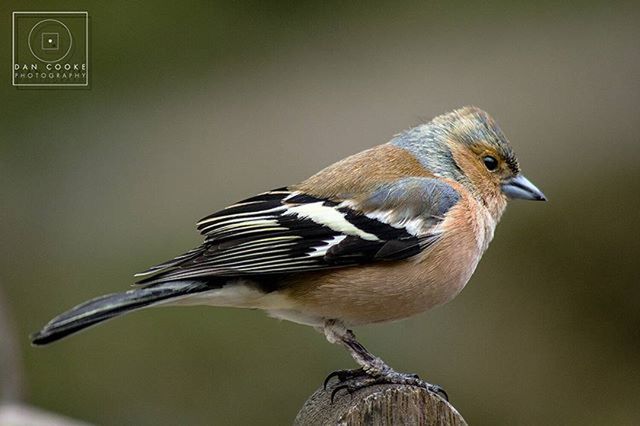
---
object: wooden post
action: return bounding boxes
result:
[295,378,467,425]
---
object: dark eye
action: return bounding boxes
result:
[483,156,499,171]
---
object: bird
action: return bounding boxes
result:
[32,106,546,400]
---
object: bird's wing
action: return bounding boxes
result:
[134,178,460,284]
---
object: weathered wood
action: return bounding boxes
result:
[295,378,467,425]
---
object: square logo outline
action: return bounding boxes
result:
[41,32,60,51]
[12,11,89,87]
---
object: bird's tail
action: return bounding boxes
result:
[31,280,211,346]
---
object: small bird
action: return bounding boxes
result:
[32,106,545,399]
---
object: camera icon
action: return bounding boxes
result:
[41,32,59,51]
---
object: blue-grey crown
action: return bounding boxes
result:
[390,106,519,183]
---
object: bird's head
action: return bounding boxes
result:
[392,106,546,219]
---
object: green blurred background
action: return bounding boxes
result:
[2,1,639,424]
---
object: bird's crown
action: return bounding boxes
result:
[391,106,520,182]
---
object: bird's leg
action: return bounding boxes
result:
[322,319,448,402]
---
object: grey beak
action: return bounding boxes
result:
[501,175,547,201]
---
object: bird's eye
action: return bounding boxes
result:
[483,156,499,171]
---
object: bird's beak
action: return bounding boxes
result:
[501,175,547,201]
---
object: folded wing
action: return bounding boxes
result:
[135,178,460,284]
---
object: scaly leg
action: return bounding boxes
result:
[322,319,448,402]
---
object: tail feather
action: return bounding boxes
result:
[31,280,211,346]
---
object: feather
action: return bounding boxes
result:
[31,280,213,345]
[135,179,459,285]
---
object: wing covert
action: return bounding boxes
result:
[135,179,459,284]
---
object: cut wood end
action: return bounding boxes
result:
[295,379,467,425]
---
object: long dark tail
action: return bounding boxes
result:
[31,280,212,346]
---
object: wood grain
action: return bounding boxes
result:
[295,378,467,425]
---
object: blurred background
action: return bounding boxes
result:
[2,0,639,424]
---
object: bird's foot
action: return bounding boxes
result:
[327,367,448,403]
[323,368,365,389]
[321,322,448,403]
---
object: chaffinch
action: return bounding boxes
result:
[32,106,545,399]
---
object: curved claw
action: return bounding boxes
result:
[325,367,449,403]
[323,371,340,390]
[323,370,347,389]
[429,385,449,401]
[330,384,352,404]
[323,368,365,389]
